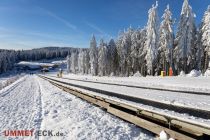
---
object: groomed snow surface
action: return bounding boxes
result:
[46,74,210,127]
[57,70,210,94]
[46,74,210,111]
[44,72,210,126]
[0,75,155,140]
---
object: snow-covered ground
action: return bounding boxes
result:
[0,75,154,140]
[45,75,210,127]
[45,74,210,111]
[0,74,24,90]
[57,73,210,94]
[41,73,210,127]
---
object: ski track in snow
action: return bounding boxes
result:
[0,75,43,140]
[0,75,155,140]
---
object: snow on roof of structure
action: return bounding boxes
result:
[17,61,55,67]
[51,60,67,64]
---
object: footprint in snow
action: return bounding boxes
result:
[53,110,58,113]
[52,114,58,118]
[44,110,49,116]
[65,99,72,102]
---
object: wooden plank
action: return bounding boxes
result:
[138,110,169,123]
[171,120,209,136]
[107,106,196,140]
[105,98,138,112]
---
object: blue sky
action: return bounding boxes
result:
[0,0,209,50]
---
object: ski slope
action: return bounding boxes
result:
[0,75,154,140]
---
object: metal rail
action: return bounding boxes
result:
[38,75,210,140]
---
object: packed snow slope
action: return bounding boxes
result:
[0,75,154,140]
[43,74,210,126]
[46,73,210,111]
[59,73,210,93]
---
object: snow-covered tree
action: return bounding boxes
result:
[70,52,78,73]
[158,5,174,75]
[78,49,85,74]
[130,29,141,74]
[83,50,90,74]
[195,27,205,71]
[89,35,98,76]
[201,5,210,71]
[173,0,197,74]
[117,27,133,76]
[107,39,118,75]
[144,1,159,75]
[66,55,71,73]
[138,28,147,76]
[0,54,8,73]
[77,49,90,74]
[98,39,108,76]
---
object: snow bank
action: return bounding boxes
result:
[132,71,142,77]
[159,130,169,140]
[187,69,201,77]
[0,74,25,90]
[110,72,115,76]
[179,71,186,76]
[204,69,210,77]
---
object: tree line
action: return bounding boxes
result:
[0,47,76,74]
[67,0,210,76]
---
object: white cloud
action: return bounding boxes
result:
[85,21,112,40]
[38,7,77,30]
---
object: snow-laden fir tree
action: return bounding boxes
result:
[195,27,205,72]
[173,0,197,74]
[158,5,174,75]
[130,29,141,74]
[125,27,134,76]
[117,27,133,76]
[107,39,118,75]
[78,49,85,74]
[70,52,78,73]
[89,35,98,76]
[144,1,159,75]
[201,5,210,71]
[0,52,8,73]
[98,39,108,76]
[116,31,124,75]
[138,28,147,76]
[83,50,90,74]
[66,55,71,73]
